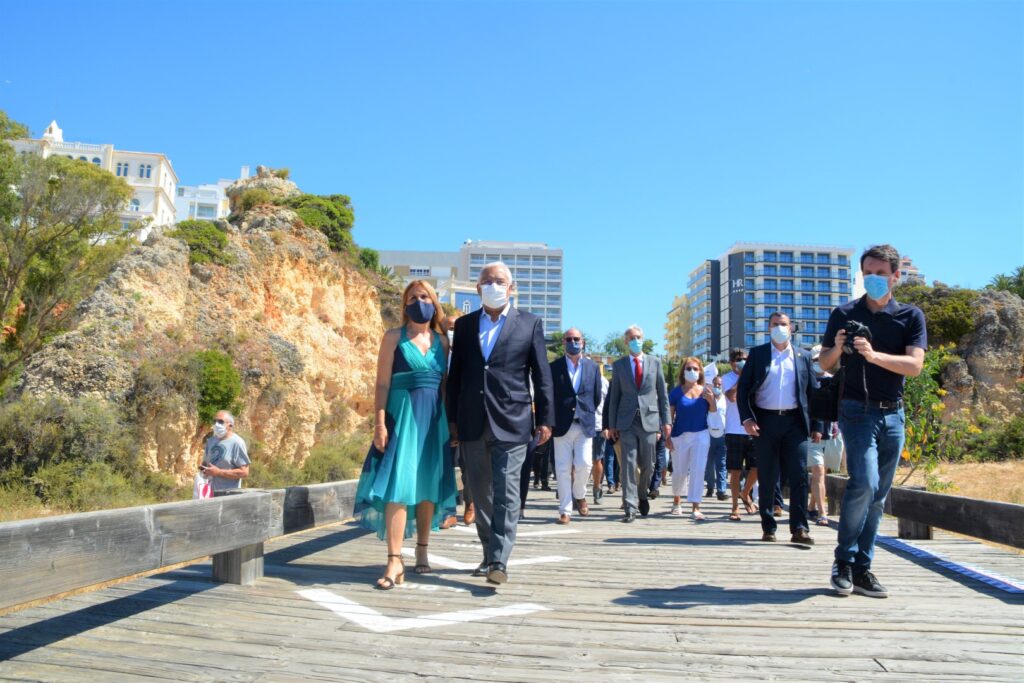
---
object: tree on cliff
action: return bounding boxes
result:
[987,266,1024,299]
[0,111,133,391]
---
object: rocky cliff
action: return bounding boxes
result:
[942,290,1024,423]
[18,193,392,482]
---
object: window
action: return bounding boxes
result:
[779,279,793,291]
[744,320,754,331]
[800,252,814,263]
[781,293,794,304]
[801,307,815,318]
[800,280,813,291]
[91,157,101,165]
[801,294,814,304]
[547,256,561,265]
[764,278,777,290]
[764,292,778,304]
[745,334,755,346]
[469,267,481,280]
[781,306,795,317]
[177,187,185,197]
[196,204,216,218]
[744,265,754,276]
[839,282,849,293]
[744,251,754,262]
[461,300,471,313]
[817,253,830,264]
[817,267,831,278]
[745,292,755,303]
[129,198,140,212]
[838,268,848,280]
[818,281,831,292]
[818,294,831,305]
[409,267,430,277]
[838,255,849,265]
[745,306,755,317]
[763,265,777,276]
[800,266,814,277]
[145,164,152,178]
[818,308,831,320]
[780,251,794,262]
[780,265,794,276]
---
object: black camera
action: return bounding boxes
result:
[842,320,872,354]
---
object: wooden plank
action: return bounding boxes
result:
[826,474,1024,548]
[0,493,275,611]
[281,480,357,534]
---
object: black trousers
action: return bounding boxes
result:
[753,410,809,534]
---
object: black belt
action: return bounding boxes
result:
[756,407,800,416]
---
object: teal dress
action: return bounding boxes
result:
[354,328,457,540]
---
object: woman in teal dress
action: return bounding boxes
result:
[354,279,457,589]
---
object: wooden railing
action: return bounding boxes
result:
[0,480,357,613]
[825,474,1024,548]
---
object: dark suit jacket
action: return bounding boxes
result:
[550,355,602,438]
[736,342,822,435]
[606,354,671,432]
[447,307,555,443]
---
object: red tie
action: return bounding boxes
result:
[634,356,642,389]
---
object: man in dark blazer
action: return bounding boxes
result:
[549,328,603,524]
[737,312,822,544]
[606,325,671,523]
[447,262,554,585]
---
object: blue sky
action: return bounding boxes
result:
[2,0,1021,348]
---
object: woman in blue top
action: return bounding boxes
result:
[668,357,719,520]
[354,280,458,590]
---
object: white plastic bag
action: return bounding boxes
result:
[193,470,212,499]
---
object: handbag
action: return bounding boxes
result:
[193,470,212,499]
[810,366,845,423]
[707,401,726,438]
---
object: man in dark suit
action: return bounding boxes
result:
[606,325,671,523]
[737,312,822,545]
[447,262,554,585]
[549,327,603,524]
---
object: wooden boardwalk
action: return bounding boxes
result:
[1,490,1022,681]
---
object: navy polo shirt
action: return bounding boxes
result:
[821,295,927,402]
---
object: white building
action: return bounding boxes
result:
[378,239,564,333]
[12,121,178,236]
[173,169,246,222]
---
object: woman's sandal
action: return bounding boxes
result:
[741,494,757,514]
[816,516,831,526]
[728,512,742,521]
[376,554,405,590]
[414,542,432,574]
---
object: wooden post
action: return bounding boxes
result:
[212,542,264,585]
[897,517,933,540]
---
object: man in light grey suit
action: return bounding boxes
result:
[607,324,671,522]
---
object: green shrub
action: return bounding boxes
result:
[302,432,369,484]
[190,350,242,424]
[0,395,138,475]
[893,283,978,346]
[279,194,355,252]
[237,188,274,213]
[963,415,1024,462]
[273,168,291,180]
[167,220,234,266]
[247,456,305,489]
[358,247,380,271]
[32,460,140,510]
[0,480,44,521]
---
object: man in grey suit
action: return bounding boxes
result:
[606,325,671,522]
[447,262,554,584]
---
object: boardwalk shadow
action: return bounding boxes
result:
[266,562,498,597]
[613,583,829,610]
[0,576,216,661]
[264,524,371,565]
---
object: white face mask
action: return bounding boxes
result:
[770,325,790,344]
[213,423,228,438]
[683,369,700,383]
[480,283,509,309]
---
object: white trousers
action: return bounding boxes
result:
[670,430,711,503]
[553,422,593,516]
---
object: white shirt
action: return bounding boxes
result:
[595,374,609,431]
[721,371,745,435]
[566,355,583,393]
[478,303,511,361]
[755,344,799,411]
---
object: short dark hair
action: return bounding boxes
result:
[860,244,900,273]
[768,311,790,325]
[729,347,747,363]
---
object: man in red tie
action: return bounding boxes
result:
[606,325,671,522]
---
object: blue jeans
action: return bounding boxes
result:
[834,399,906,572]
[704,436,727,492]
[651,438,667,491]
[603,439,618,487]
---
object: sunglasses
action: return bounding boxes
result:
[214,419,227,425]
[564,336,581,342]
[685,367,700,373]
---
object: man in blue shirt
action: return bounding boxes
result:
[820,244,927,598]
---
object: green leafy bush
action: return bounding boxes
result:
[893,283,978,346]
[963,415,1024,462]
[237,188,274,213]
[901,345,967,483]
[279,194,355,252]
[167,220,234,266]
[190,350,242,424]
[273,168,291,180]
[358,247,380,271]
[302,432,369,483]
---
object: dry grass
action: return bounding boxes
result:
[900,461,1024,505]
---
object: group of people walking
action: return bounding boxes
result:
[354,244,926,599]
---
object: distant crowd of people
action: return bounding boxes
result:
[349,243,926,598]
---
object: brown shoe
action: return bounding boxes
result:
[762,533,776,542]
[773,506,783,518]
[463,503,475,526]
[557,514,571,525]
[576,498,590,516]
[791,529,815,545]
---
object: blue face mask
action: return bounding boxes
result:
[712,387,722,397]
[628,339,642,355]
[405,300,435,325]
[565,341,582,356]
[864,274,891,301]
[736,360,746,372]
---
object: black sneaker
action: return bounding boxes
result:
[830,561,853,596]
[638,499,650,517]
[852,570,888,598]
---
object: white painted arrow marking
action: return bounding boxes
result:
[400,547,569,570]
[298,588,550,633]
[450,525,580,537]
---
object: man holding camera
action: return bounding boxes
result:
[820,244,926,598]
